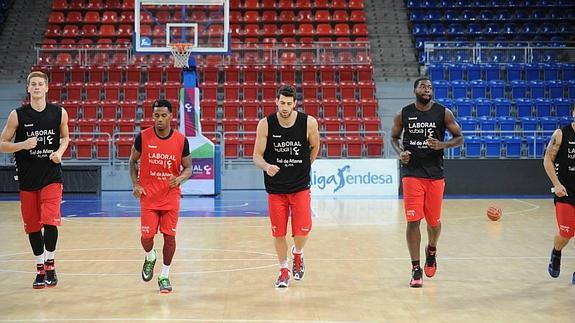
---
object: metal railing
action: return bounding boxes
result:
[34,41,371,67]
[445,129,555,159]
[424,41,575,65]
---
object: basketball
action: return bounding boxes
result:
[487,206,502,221]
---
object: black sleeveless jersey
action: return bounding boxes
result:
[554,124,575,205]
[263,112,311,194]
[14,103,63,191]
[401,102,446,179]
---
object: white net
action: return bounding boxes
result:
[170,43,194,68]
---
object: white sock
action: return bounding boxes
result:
[292,247,303,255]
[45,251,55,261]
[160,264,170,278]
[280,261,289,269]
[35,254,44,265]
[146,250,156,261]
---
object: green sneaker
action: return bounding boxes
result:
[141,250,156,282]
[158,276,172,293]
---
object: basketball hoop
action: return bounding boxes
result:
[169,43,194,68]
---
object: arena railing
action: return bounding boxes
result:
[34,41,371,67]
[423,41,575,65]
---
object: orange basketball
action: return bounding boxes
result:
[487,206,502,221]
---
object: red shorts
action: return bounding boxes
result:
[268,189,312,238]
[402,177,445,227]
[555,202,575,238]
[141,208,179,239]
[19,183,63,234]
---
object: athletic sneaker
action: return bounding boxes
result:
[410,266,423,288]
[424,246,437,278]
[548,249,561,278]
[141,250,157,282]
[158,276,172,293]
[32,265,45,289]
[291,247,305,281]
[274,268,291,288]
[44,260,58,287]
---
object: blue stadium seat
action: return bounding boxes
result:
[448,63,465,81]
[529,80,545,99]
[543,63,560,81]
[480,10,494,20]
[475,98,492,116]
[496,9,512,20]
[516,98,534,117]
[464,136,482,158]
[524,63,541,81]
[484,136,502,158]
[560,63,575,80]
[503,23,518,35]
[511,80,527,99]
[470,80,487,98]
[467,23,482,35]
[430,23,446,35]
[494,98,512,116]
[498,116,516,134]
[521,117,538,136]
[432,80,450,99]
[451,80,468,98]
[559,116,573,127]
[479,116,497,134]
[489,80,506,99]
[429,64,446,80]
[503,136,522,158]
[436,98,453,109]
[506,63,523,81]
[535,98,552,117]
[459,116,478,135]
[547,80,564,99]
[485,64,501,81]
[466,63,482,81]
[568,80,575,99]
[445,10,460,21]
[553,98,571,117]
[455,97,473,117]
[447,23,465,35]
[410,11,426,21]
[540,116,558,132]
[412,23,428,35]
[526,136,546,158]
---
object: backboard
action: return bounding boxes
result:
[135,0,230,54]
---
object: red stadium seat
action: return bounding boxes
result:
[85,11,101,23]
[63,100,80,119]
[48,12,65,24]
[101,100,119,119]
[119,101,137,119]
[75,138,94,159]
[332,10,349,23]
[115,137,134,159]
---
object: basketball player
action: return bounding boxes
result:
[253,85,320,288]
[129,99,192,293]
[544,106,575,282]
[390,76,463,288]
[0,71,69,289]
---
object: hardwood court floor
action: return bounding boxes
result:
[0,197,573,322]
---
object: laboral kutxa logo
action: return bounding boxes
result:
[311,164,394,193]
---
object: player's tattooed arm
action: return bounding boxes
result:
[543,129,567,197]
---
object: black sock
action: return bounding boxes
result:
[552,248,561,256]
[43,225,58,253]
[28,231,44,256]
[411,260,420,268]
[428,245,437,252]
